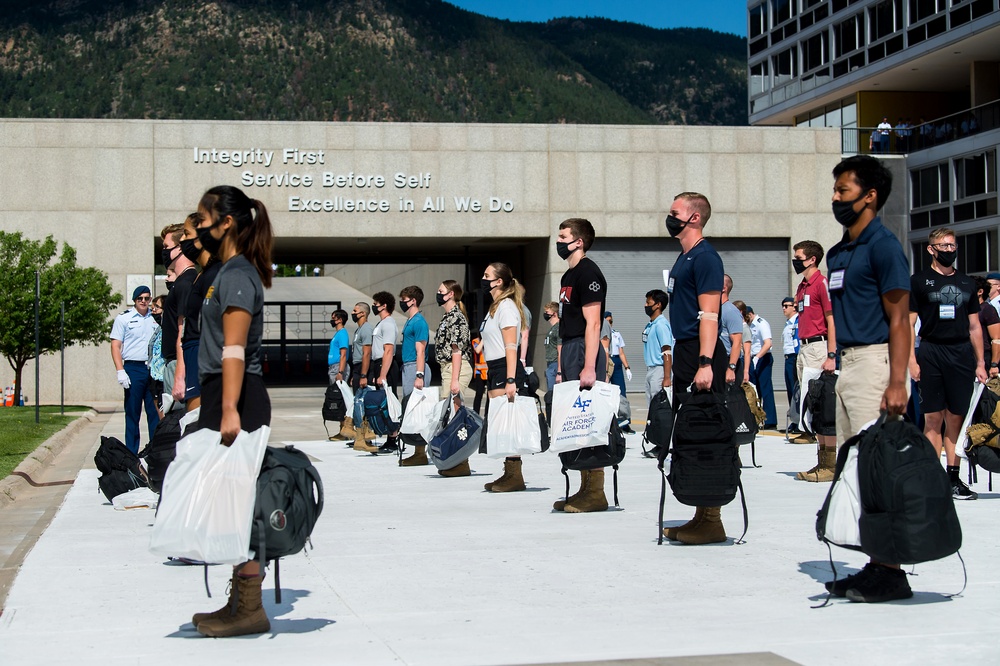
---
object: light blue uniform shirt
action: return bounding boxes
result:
[110,308,158,362]
[402,312,429,363]
[642,314,674,368]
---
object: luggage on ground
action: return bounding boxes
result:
[429,398,483,471]
[96,435,148,501]
[140,410,183,493]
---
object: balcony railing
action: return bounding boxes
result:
[841,99,1000,155]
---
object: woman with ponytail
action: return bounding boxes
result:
[188,185,275,638]
[478,262,529,491]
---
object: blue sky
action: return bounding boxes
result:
[444,1,747,37]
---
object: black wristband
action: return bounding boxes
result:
[505,377,516,384]
[698,355,713,367]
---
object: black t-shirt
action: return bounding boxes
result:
[909,268,978,343]
[182,260,222,344]
[161,267,198,360]
[979,301,1000,365]
[558,256,607,340]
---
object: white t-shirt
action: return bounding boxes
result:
[371,315,399,361]
[480,299,521,361]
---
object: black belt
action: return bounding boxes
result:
[785,353,796,358]
[801,335,827,345]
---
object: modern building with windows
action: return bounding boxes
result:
[747,0,1000,272]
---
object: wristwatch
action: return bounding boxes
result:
[698,355,713,367]
[728,363,737,371]
[415,372,425,378]
[990,363,998,369]
[827,352,837,359]
[505,377,517,384]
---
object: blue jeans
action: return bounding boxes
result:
[123,361,159,454]
[545,361,558,392]
[749,352,777,427]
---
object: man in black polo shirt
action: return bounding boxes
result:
[160,222,198,411]
[552,217,610,514]
[662,192,730,545]
[909,227,986,500]
[824,155,912,603]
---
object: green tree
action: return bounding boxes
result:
[0,232,121,403]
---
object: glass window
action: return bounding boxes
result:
[908,0,946,23]
[802,31,830,72]
[750,2,768,39]
[869,0,903,40]
[833,13,863,57]
[910,163,950,208]
[773,0,796,24]
[955,150,997,200]
[772,47,798,86]
[750,60,771,97]
[842,101,857,127]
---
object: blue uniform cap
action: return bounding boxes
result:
[132,285,151,301]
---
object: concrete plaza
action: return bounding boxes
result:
[0,387,997,666]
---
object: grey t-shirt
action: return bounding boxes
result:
[371,315,398,361]
[198,255,264,380]
[352,320,373,365]
[719,301,744,355]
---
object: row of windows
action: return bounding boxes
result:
[794,99,858,127]
[749,0,997,97]
[910,150,998,230]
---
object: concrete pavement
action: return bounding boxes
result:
[0,387,997,666]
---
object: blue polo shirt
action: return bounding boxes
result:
[328,327,350,366]
[401,312,429,363]
[826,217,910,348]
[642,314,674,368]
[668,239,724,341]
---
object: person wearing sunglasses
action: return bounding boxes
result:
[110,285,161,453]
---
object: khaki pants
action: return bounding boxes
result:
[834,344,909,448]
[796,339,828,379]
[439,359,474,403]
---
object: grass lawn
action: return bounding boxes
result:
[0,406,89,480]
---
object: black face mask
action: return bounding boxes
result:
[330,319,338,329]
[644,305,656,317]
[436,293,448,306]
[665,213,694,238]
[197,222,225,257]
[543,312,553,321]
[165,281,174,292]
[481,278,496,292]
[351,313,361,323]
[152,313,162,325]
[832,192,867,227]
[401,300,414,312]
[161,246,177,268]
[180,237,202,263]
[935,249,957,268]
[792,258,808,274]
[556,241,575,260]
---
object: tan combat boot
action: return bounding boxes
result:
[438,459,471,477]
[564,468,609,513]
[400,444,429,467]
[197,573,270,637]
[663,506,705,541]
[795,446,823,480]
[553,470,590,511]
[489,458,526,492]
[362,419,376,442]
[191,570,238,627]
[801,448,836,483]
[337,416,356,440]
[675,506,727,545]
[353,418,379,454]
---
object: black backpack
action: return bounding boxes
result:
[725,382,760,467]
[139,410,183,493]
[363,388,400,436]
[95,435,147,501]
[855,417,962,565]
[804,373,838,437]
[657,390,747,545]
[321,382,348,437]
[249,445,324,602]
[964,380,1000,486]
[559,419,626,507]
[642,389,673,458]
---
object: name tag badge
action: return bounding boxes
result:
[939,304,956,320]
[829,269,845,291]
[797,301,804,313]
[804,294,811,307]
[667,277,675,294]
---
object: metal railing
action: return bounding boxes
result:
[841,99,1000,155]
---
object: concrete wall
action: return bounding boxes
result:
[0,120,845,403]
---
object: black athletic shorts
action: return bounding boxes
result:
[916,340,976,415]
[196,372,271,433]
[559,336,608,382]
[671,337,729,410]
[485,357,529,392]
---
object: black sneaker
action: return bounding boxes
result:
[824,562,876,597]
[952,479,978,501]
[377,442,399,455]
[845,564,913,603]
[643,445,664,459]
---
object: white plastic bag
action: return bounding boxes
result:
[548,380,621,454]
[401,387,441,435]
[179,406,200,437]
[798,366,823,434]
[149,426,269,565]
[386,389,403,422]
[822,445,862,548]
[955,380,983,460]
[112,487,159,511]
[336,379,355,412]
[421,398,450,443]
[486,396,542,458]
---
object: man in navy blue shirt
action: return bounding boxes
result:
[824,155,912,603]
[662,192,730,546]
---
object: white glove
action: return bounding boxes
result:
[625,368,633,381]
[116,369,131,389]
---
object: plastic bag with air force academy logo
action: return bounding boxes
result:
[548,380,620,454]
